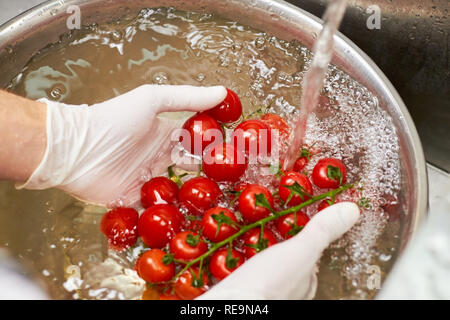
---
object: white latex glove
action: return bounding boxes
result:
[17,85,227,207]
[197,202,360,300]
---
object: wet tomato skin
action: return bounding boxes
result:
[174,267,209,300]
[208,88,242,123]
[201,207,239,242]
[100,207,139,251]
[241,228,278,259]
[293,156,309,172]
[169,231,208,261]
[312,158,347,189]
[279,171,313,206]
[136,249,175,283]
[178,177,222,215]
[209,248,244,280]
[138,204,184,248]
[180,112,223,155]
[260,113,291,139]
[202,143,247,183]
[238,184,274,223]
[232,120,272,157]
[140,176,178,208]
[276,212,310,239]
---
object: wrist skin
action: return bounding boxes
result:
[0,90,47,183]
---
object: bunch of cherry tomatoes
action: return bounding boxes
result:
[100,88,348,300]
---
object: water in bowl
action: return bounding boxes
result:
[2,7,402,300]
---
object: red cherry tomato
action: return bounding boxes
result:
[317,199,334,212]
[276,212,310,239]
[180,112,223,155]
[312,158,347,189]
[209,248,244,280]
[279,171,313,206]
[140,177,178,208]
[293,157,308,172]
[174,267,209,300]
[241,228,277,259]
[232,120,272,158]
[238,184,274,223]
[260,113,291,139]
[201,207,239,242]
[135,249,175,283]
[138,204,184,248]
[203,143,247,183]
[233,182,251,193]
[169,231,208,261]
[178,177,222,215]
[100,207,139,251]
[208,88,242,123]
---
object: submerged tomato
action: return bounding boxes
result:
[201,207,239,242]
[138,204,184,248]
[180,112,223,155]
[312,158,347,189]
[136,249,175,283]
[238,184,274,223]
[174,267,209,300]
[141,176,178,208]
[241,228,277,259]
[179,177,222,215]
[260,113,291,139]
[232,120,272,157]
[279,171,313,206]
[209,248,244,280]
[208,88,242,123]
[169,231,208,262]
[203,143,247,183]
[100,207,139,251]
[276,212,310,239]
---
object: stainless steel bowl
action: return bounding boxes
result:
[0,0,428,294]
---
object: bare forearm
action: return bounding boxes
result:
[0,90,47,182]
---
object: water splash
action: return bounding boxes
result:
[284,0,348,169]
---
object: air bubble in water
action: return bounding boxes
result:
[152,72,169,84]
[254,37,266,49]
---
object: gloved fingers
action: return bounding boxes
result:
[294,202,360,253]
[150,85,227,113]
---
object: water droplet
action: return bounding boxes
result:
[194,73,205,82]
[254,37,266,49]
[152,71,169,84]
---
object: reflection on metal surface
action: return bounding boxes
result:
[287,0,449,172]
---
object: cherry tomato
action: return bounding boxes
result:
[138,204,184,248]
[174,267,209,300]
[201,207,239,242]
[233,182,250,193]
[136,249,175,283]
[203,143,247,183]
[279,171,313,206]
[317,199,334,212]
[140,177,178,208]
[100,207,139,251]
[209,248,244,280]
[208,88,242,123]
[179,177,222,215]
[312,158,347,189]
[260,113,291,139]
[232,120,272,157]
[276,212,310,239]
[238,184,274,223]
[241,228,277,259]
[169,231,208,261]
[180,112,223,155]
[293,157,308,172]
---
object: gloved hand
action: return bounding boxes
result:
[17,85,227,207]
[197,202,360,300]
